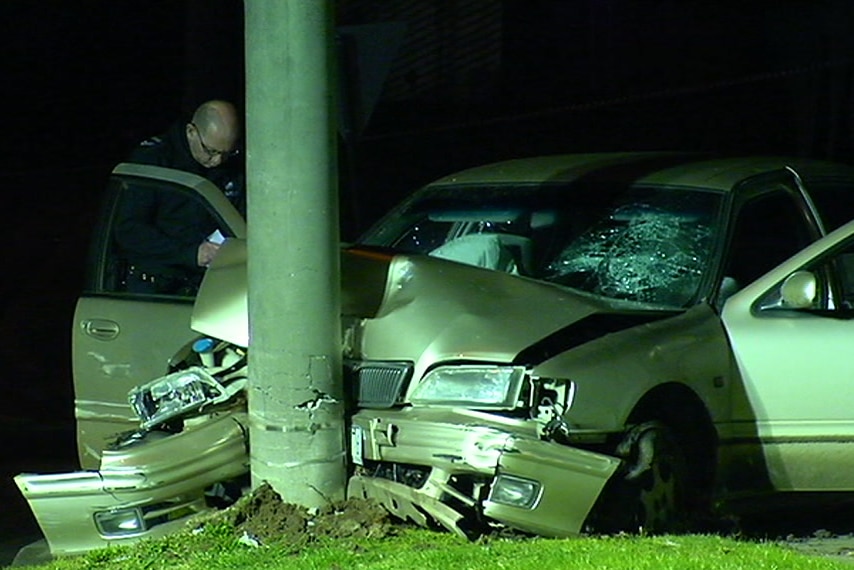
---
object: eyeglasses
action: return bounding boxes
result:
[191,123,239,160]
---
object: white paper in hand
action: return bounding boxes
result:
[207,229,226,245]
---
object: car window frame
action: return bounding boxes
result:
[710,169,826,310]
[84,163,247,301]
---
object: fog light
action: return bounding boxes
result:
[94,507,146,536]
[489,474,541,509]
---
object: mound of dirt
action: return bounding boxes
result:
[191,482,397,547]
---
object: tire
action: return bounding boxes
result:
[586,422,688,534]
[626,423,687,533]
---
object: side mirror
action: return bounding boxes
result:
[780,270,817,309]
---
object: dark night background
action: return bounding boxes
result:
[2,0,854,561]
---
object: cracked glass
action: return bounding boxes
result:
[361,183,722,308]
[546,189,720,306]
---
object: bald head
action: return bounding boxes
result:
[186,100,241,168]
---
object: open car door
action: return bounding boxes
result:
[72,163,246,469]
[722,217,854,491]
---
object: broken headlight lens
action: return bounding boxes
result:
[409,365,526,409]
[129,366,238,430]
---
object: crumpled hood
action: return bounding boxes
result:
[191,241,606,366]
[191,241,396,347]
[191,239,251,346]
[352,252,604,380]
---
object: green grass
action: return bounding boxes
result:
[19,525,854,570]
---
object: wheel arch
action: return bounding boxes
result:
[625,382,718,500]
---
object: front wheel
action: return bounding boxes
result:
[586,422,688,534]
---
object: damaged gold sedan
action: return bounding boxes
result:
[16,154,854,558]
[342,152,854,537]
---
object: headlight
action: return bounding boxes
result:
[94,507,146,536]
[488,474,542,509]
[129,366,244,430]
[409,365,526,409]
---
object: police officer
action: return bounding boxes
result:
[114,100,243,294]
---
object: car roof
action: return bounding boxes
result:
[426,152,854,193]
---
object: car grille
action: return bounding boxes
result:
[345,360,413,408]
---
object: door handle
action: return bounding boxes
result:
[82,319,120,340]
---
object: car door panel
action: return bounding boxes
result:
[72,297,198,469]
[723,219,854,491]
[72,164,245,469]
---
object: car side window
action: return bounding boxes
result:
[85,175,228,299]
[756,233,854,314]
[723,191,816,290]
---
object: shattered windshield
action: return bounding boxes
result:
[359,183,722,308]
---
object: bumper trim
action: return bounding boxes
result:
[348,475,470,538]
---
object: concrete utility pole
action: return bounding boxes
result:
[244,1,345,506]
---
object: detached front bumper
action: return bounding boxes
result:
[348,408,620,538]
[15,412,249,557]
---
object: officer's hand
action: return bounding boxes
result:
[197,240,221,267]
